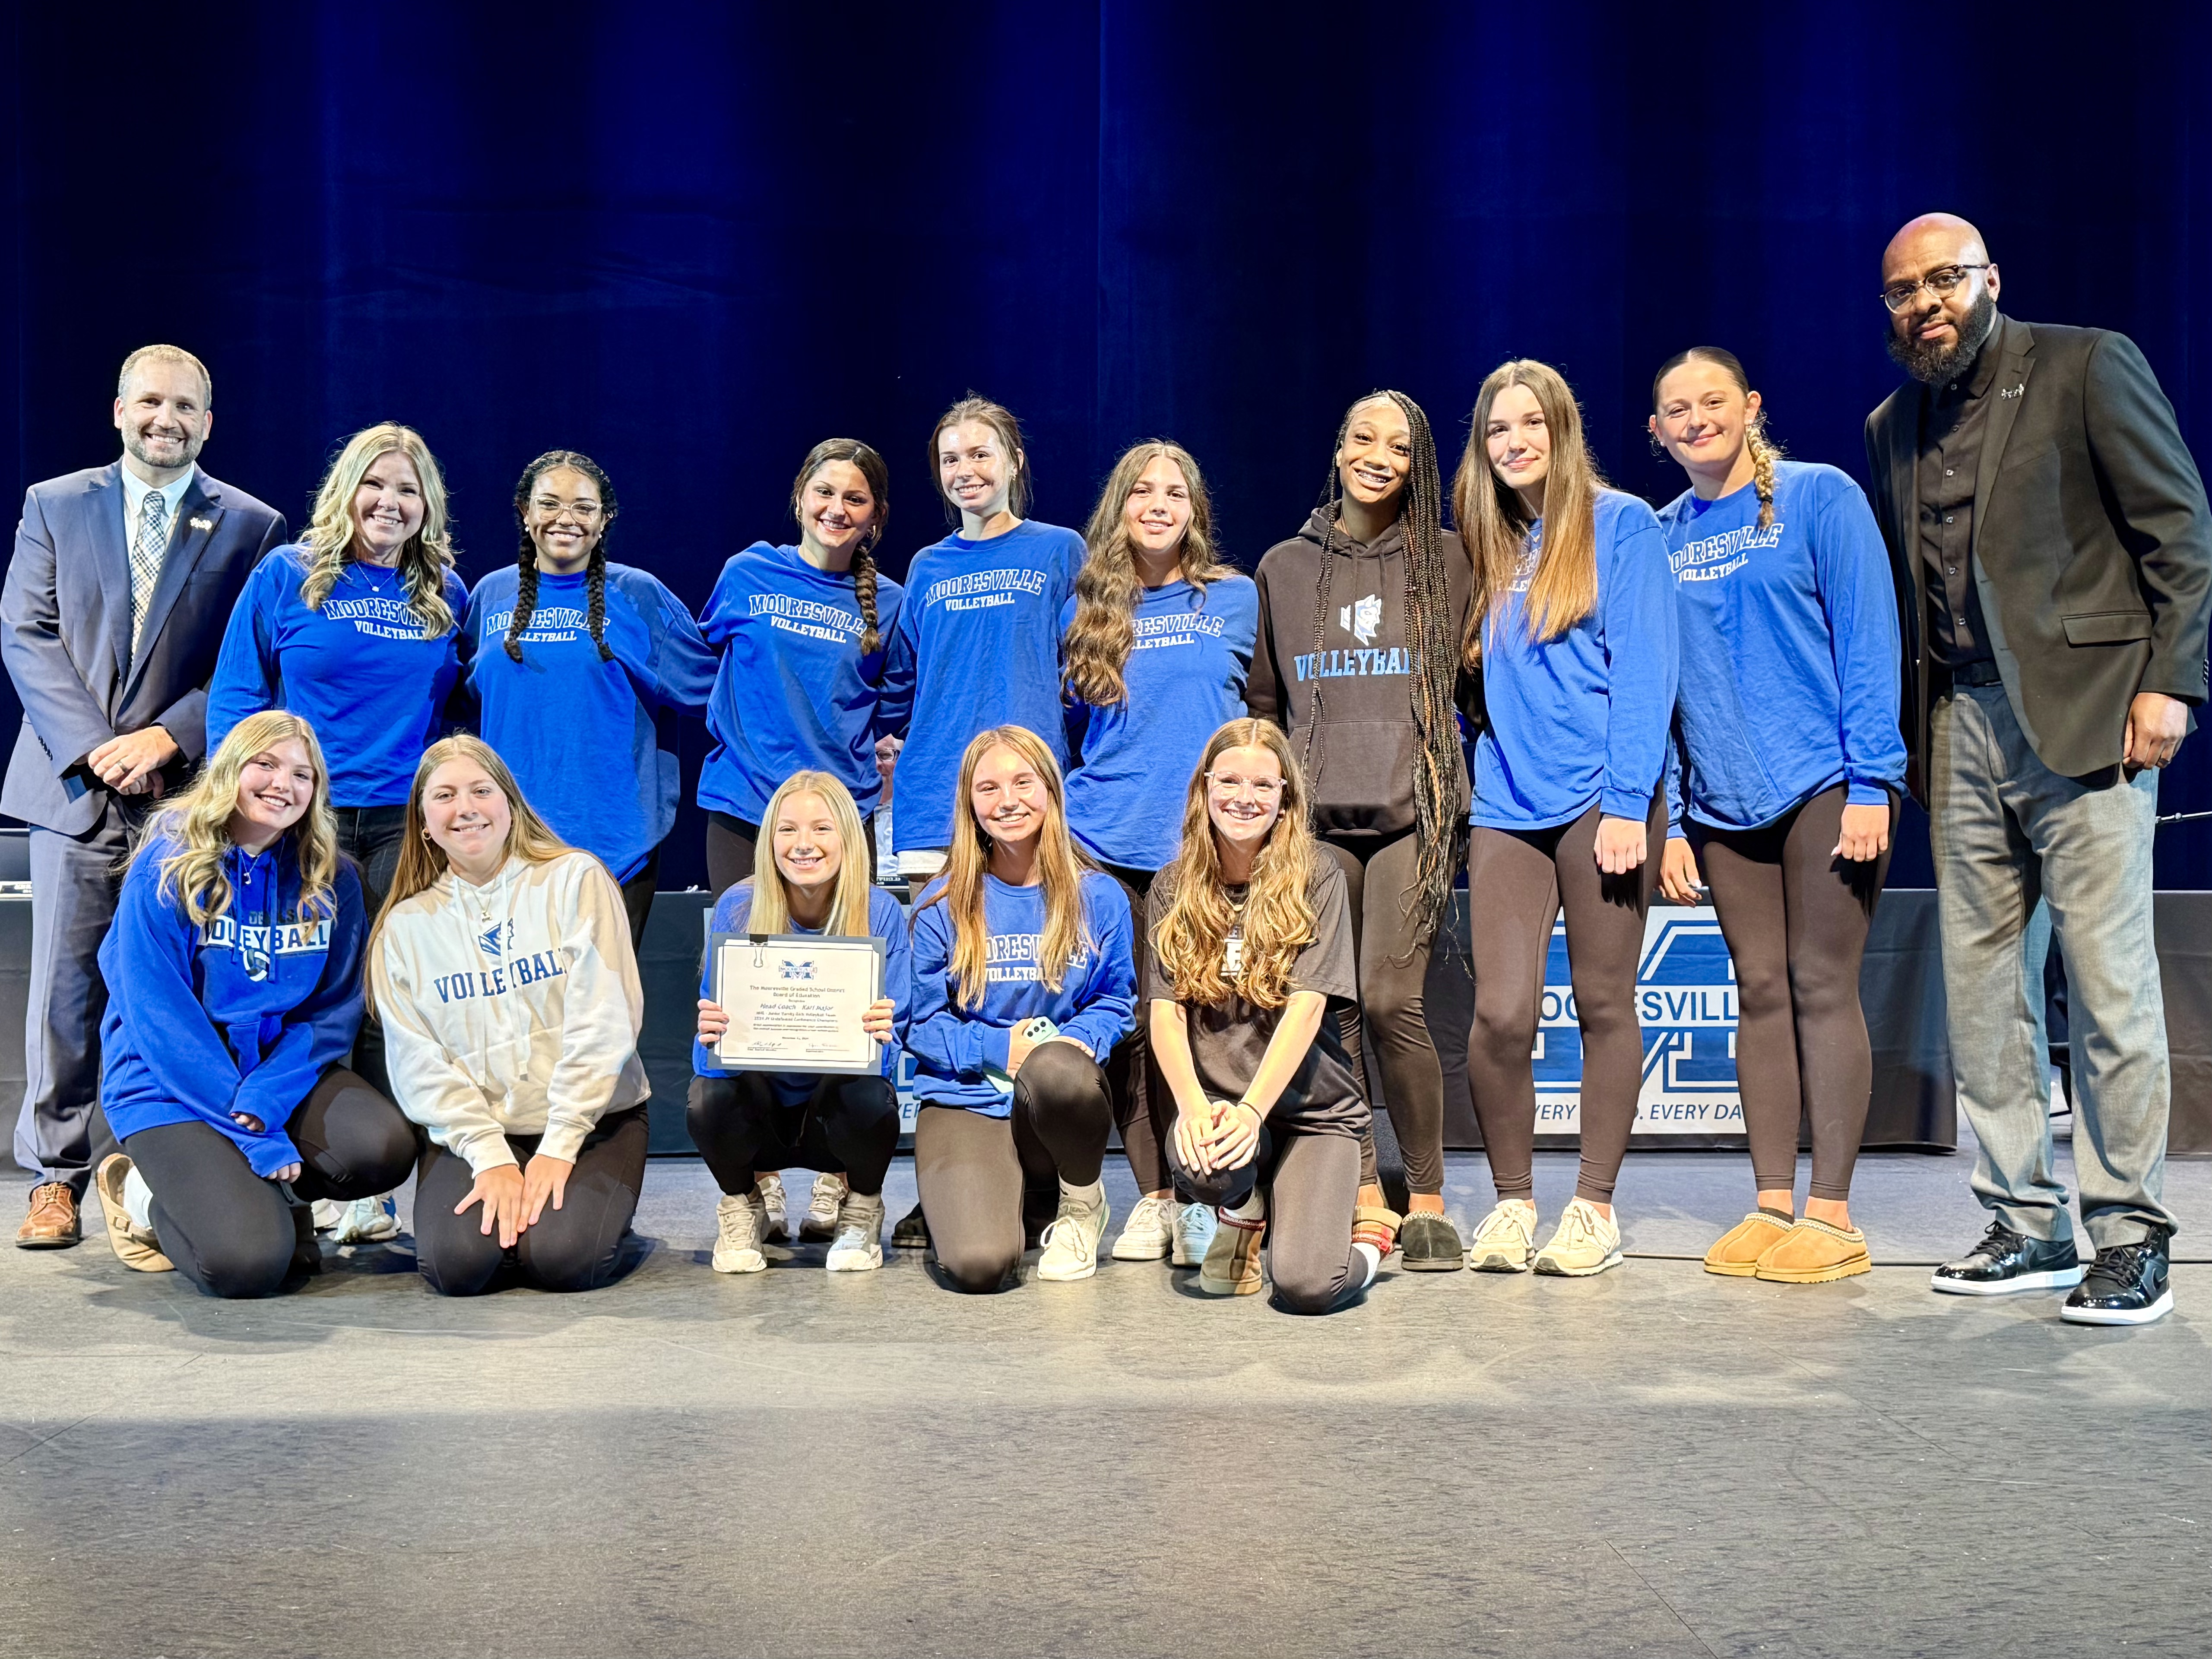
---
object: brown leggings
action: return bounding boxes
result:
[1321,832,1446,1195]
[913,1042,1114,1293]
[1167,1121,1363,1315]
[1691,786,1892,1202]
[1466,799,1661,1206]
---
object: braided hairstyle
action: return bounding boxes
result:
[791,439,891,655]
[1304,390,1464,948]
[507,450,618,662]
[1650,347,1782,530]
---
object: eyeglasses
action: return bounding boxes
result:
[532,497,603,522]
[1879,264,1990,314]
[1206,773,1283,802]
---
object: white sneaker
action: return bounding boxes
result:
[1110,1194,1175,1260]
[825,1192,885,1272]
[311,1199,343,1232]
[1173,1201,1217,1266]
[1467,1199,1539,1272]
[757,1172,789,1243]
[1036,1182,1110,1282]
[1533,1197,1624,1276]
[801,1171,849,1241]
[713,1190,769,1274]
[328,1194,400,1245]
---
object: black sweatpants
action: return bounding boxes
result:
[122,1067,418,1300]
[1466,798,1662,1206]
[913,1042,1113,1293]
[1321,830,1447,1196]
[1169,1120,1363,1315]
[412,1106,650,1295]
[332,806,407,1101]
[707,810,878,898]
[1101,863,1172,1194]
[1691,786,1893,1202]
[687,1072,900,1197]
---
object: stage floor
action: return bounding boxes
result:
[5,1135,2209,1659]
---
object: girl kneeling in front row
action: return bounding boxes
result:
[1151,719,1380,1312]
[907,726,1136,1291]
[371,736,652,1295]
[691,771,908,1274]
[92,712,418,1297]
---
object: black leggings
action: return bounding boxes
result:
[1466,798,1661,1206]
[1168,1121,1363,1315]
[412,1106,650,1295]
[619,847,659,953]
[122,1067,417,1300]
[1321,831,1445,1195]
[687,1073,900,1197]
[1101,863,1171,1194]
[707,810,878,898]
[1691,786,1893,1202]
[913,1042,1113,1293]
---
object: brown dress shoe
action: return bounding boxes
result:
[16,1182,81,1248]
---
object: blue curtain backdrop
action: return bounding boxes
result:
[5,2,2209,889]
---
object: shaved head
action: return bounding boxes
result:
[1881,212,2002,384]
[1883,212,1990,285]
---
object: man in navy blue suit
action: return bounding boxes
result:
[2,345,287,1245]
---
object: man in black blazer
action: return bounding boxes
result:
[1865,213,2212,1326]
[2,346,286,1245]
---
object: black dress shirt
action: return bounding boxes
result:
[1916,333,2002,668]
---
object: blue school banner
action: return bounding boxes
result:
[1535,907,1746,1137]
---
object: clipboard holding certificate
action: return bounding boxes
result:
[709,932,887,1075]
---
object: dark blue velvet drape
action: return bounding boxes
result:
[6,2,2209,888]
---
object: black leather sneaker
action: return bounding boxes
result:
[2060,1230,2174,1327]
[1929,1221,2083,1295]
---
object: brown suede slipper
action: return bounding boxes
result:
[1703,1212,1794,1277]
[1754,1218,1872,1283]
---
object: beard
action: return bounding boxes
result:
[124,422,205,474]
[1886,288,1999,384]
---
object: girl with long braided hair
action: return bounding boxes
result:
[1648,348,1904,1283]
[1062,440,1258,1269]
[462,450,715,950]
[1454,360,1677,1279]
[1246,391,1473,1271]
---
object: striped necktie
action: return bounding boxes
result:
[130,490,171,652]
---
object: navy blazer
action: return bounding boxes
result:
[1,462,287,834]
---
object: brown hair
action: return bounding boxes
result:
[1455,360,1604,650]
[117,344,212,407]
[791,439,890,655]
[1063,441,1227,707]
[919,725,1093,1010]
[927,395,1030,524]
[1151,719,1318,1012]
[1650,347,1783,530]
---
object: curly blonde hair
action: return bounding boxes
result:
[1151,719,1318,1011]
[132,710,341,925]
[298,423,458,637]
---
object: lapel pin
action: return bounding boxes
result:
[189,517,214,531]
[1999,384,2024,399]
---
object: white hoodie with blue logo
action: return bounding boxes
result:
[371,849,649,1175]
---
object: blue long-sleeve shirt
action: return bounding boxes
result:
[906,870,1135,1115]
[1471,489,1680,831]
[696,542,906,823]
[462,563,715,882]
[1063,574,1259,871]
[206,546,468,807]
[98,835,367,1178]
[1657,460,1906,834]
[875,520,1085,852]
[693,880,911,1105]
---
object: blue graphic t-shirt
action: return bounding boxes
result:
[875,520,1085,852]
[462,563,715,882]
[696,542,906,823]
[207,545,468,807]
[1063,574,1259,871]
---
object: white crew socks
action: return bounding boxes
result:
[1351,1240,1382,1290]
[1060,1177,1106,1213]
[121,1165,155,1232]
[1224,1188,1266,1224]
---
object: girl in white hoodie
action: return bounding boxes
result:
[370,735,650,1294]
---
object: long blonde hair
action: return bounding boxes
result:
[921,725,1093,1010]
[1063,441,1227,707]
[1454,360,1605,650]
[368,736,575,972]
[1152,719,1318,1011]
[133,711,340,926]
[298,423,459,637]
[743,772,876,939]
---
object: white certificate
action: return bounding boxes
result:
[710,932,886,1075]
